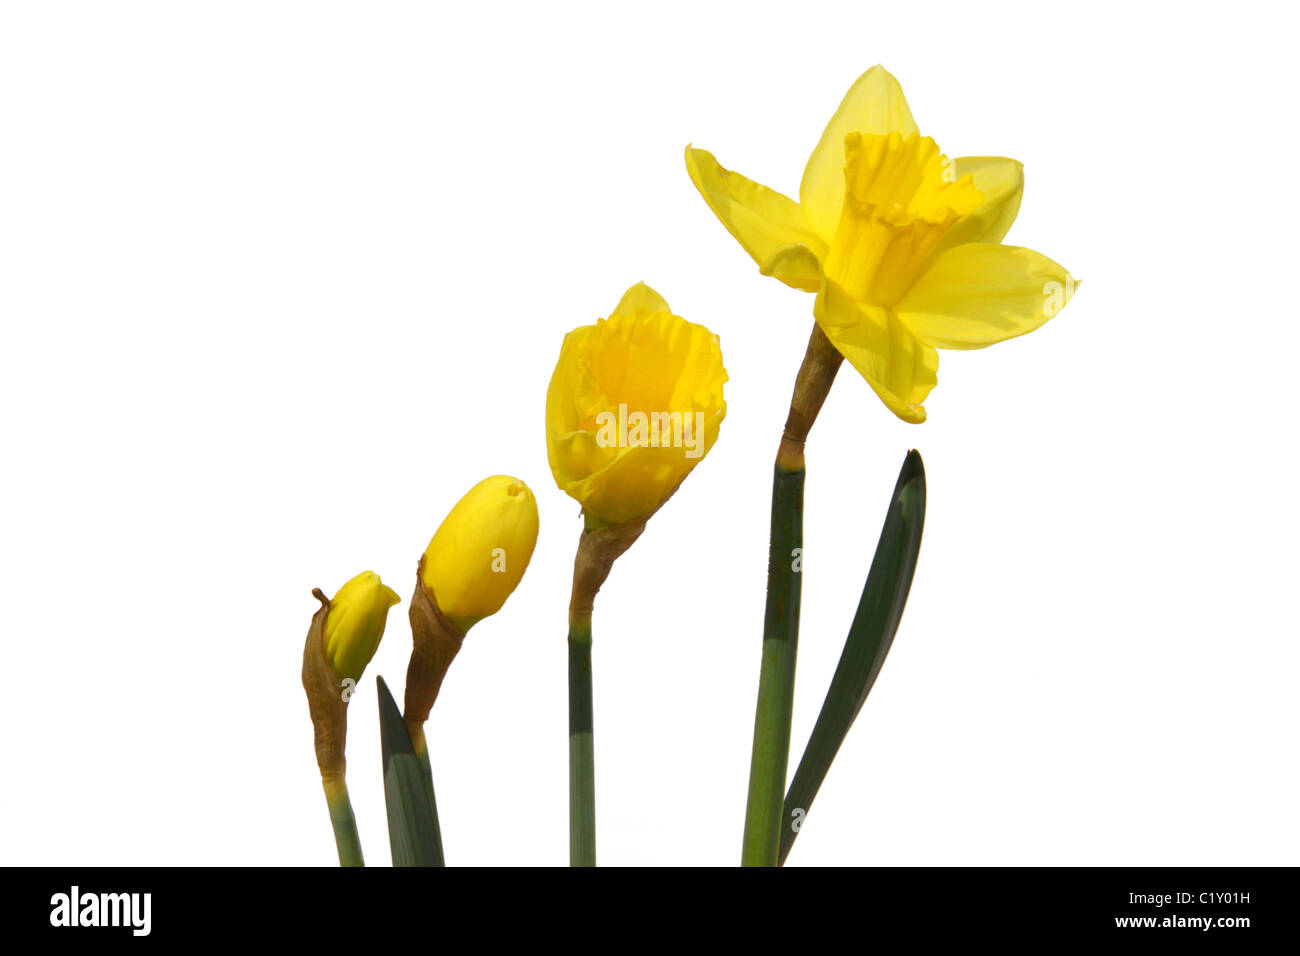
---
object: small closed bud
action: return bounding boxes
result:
[421,475,539,633]
[323,570,401,683]
[302,571,400,790]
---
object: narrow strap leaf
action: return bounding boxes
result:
[377,676,445,867]
[779,450,926,865]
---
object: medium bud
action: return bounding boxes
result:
[404,476,539,745]
[421,475,539,633]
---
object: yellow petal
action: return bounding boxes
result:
[895,243,1074,350]
[562,405,726,526]
[931,157,1024,257]
[814,279,937,424]
[685,146,826,292]
[760,243,824,292]
[548,428,616,485]
[545,324,594,438]
[800,66,919,243]
[612,281,671,319]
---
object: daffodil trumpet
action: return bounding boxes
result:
[547,282,727,866]
[301,571,400,867]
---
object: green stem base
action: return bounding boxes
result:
[323,775,364,867]
[569,614,595,866]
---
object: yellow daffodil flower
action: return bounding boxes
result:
[686,65,1074,423]
[421,475,539,633]
[322,570,400,684]
[546,283,727,526]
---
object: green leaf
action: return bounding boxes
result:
[376,676,444,867]
[779,449,926,865]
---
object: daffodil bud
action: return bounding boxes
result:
[324,571,401,683]
[302,571,401,783]
[404,476,539,744]
[545,282,727,527]
[421,475,539,633]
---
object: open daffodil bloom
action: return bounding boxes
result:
[687,65,1074,422]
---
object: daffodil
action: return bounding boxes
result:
[301,570,400,867]
[546,282,727,526]
[686,65,1074,422]
[545,281,727,865]
[421,475,539,634]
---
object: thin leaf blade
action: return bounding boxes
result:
[377,675,444,867]
[779,449,926,864]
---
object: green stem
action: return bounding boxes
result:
[741,462,806,866]
[740,323,840,866]
[322,774,364,867]
[569,612,595,866]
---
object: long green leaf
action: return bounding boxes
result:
[779,449,926,865]
[377,676,444,867]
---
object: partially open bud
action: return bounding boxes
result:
[546,283,727,622]
[545,282,727,528]
[421,475,539,633]
[302,571,401,783]
[404,476,539,745]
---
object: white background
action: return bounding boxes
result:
[2,1,1297,866]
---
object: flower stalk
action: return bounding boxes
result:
[566,513,649,866]
[546,283,726,866]
[321,773,364,868]
[567,611,594,867]
[741,323,842,866]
